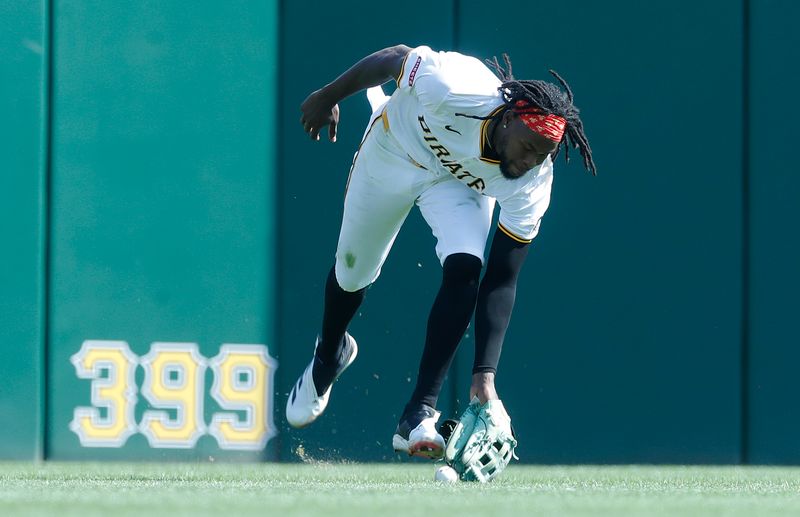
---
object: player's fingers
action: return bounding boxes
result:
[309,126,320,141]
[304,119,316,137]
[328,120,337,142]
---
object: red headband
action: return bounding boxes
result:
[513,101,566,142]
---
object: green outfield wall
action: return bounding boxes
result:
[45,0,280,461]
[1,0,798,464]
[746,0,800,464]
[452,0,746,464]
[0,0,46,460]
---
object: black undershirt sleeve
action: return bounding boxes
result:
[473,229,530,374]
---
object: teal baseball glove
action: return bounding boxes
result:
[443,397,518,483]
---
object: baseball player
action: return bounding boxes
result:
[286,44,595,470]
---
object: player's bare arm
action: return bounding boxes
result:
[300,44,411,142]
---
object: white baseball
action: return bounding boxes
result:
[434,465,459,483]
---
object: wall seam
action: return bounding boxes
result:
[740,0,751,465]
[40,0,55,462]
[273,0,286,462]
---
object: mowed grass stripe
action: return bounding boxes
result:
[2,463,800,517]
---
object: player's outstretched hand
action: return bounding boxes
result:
[300,89,339,142]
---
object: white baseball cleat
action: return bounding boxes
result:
[392,404,446,459]
[285,333,358,428]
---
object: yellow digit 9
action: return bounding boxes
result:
[139,343,206,448]
[70,340,138,447]
[209,344,278,450]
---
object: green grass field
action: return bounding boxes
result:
[2,462,800,516]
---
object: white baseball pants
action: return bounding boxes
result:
[334,108,494,292]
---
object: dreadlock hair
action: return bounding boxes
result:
[457,54,596,176]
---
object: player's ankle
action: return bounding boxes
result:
[311,356,337,395]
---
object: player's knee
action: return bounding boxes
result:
[334,262,373,292]
[442,253,482,286]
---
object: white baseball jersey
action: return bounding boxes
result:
[333,46,555,292]
[385,45,554,243]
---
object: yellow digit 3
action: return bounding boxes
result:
[70,340,138,447]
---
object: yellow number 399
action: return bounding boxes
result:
[69,340,277,450]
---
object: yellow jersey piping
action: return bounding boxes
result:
[344,114,384,201]
[498,223,532,244]
[479,106,504,164]
[396,53,411,88]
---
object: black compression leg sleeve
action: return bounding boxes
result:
[473,232,529,374]
[312,266,366,393]
[405,253,482,413]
